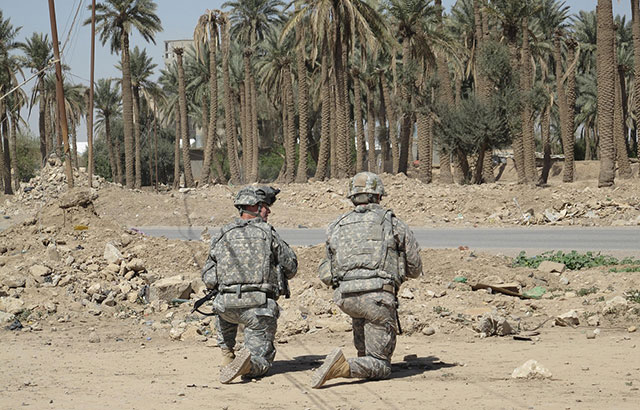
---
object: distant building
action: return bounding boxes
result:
[163,39,194,67]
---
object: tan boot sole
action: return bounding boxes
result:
[220,349,251,384]
[311,348,343,389]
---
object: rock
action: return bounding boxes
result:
[121,233,132,247]
[126,258,145,272]
[555,310,580,327]
[46,244,60,262]
[0,297,25,314]
[483,275,504,284]
[88,332,101,343]
[3,276,26,288]
[0,311,15,324]
[180,326,207,342]
[105,263,120,273]
[511,360,552,379]
[29,264,51,277]
[628,326,637,333]
[169,327,185,340]
[148,275,193,302]
[59,188,96,209]
[559,276,570,286]
[586,331,596,339]
[475,313,515,336]
[422,327,436,336]
[104,243,123,265]
[102,293,116,307]
[537,261,565,274]
[587,315,600,327]
[399,288,414,299]
[64,255,75,266]
[604,296,628,314]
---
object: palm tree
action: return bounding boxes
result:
[18,32,53,163]
[286,0,393,178]
[0,10,20,194]
[194,9,223,184]
[293,3,311,182]
[219,12,243,183]
[597,0,616,187]
[632,0,640,162]
[117,45,157,188]
[87,0,162,189]
[174,47,195,188]
[94,78,122,182]
[224,0,285,181]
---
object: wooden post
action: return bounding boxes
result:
[87,0,96,187]
[48,0,74,187]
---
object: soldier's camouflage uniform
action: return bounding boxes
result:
[202,216,297,378]
[319,203,422,379]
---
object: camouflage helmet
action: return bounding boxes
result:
[234,185,280,209]
[347,172,385,198]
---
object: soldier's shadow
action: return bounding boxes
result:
[269,354,326,377]
[319,355,457,387]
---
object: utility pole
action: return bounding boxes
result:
[48,0,74,187]
[87,0,96,187]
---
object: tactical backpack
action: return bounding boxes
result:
[328,207,403,293]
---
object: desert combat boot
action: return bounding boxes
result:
[220,349,252,384]
[220,348,235,366]
[311,348,351,388]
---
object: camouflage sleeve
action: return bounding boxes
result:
[317,223,335,286]
[272,229,298,279]
[393,218,423,279]
[201,228,223,289]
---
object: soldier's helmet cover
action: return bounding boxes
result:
[234,185,280,209]
[347,172,385,198]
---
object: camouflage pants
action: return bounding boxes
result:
[334,290,397,379]
[214,297,279,378]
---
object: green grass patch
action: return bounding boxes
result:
[576,286,599,297]
[512,250,640,271]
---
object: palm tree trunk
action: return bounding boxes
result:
[353,70,365,173]
[133,86,142,188]
[521,17,537,184]
[121,32,135,189]
[315,51,330,180]
[295,16,310,182]
[633,0,640,162]
[0,110,9,194]
[597,0,616,187]
[615,62,632,178]
[174,111,181,188]
[564,38,577,182]
[250,72,259,181]
[284,65,296,183]
[417,111,432,183]
[242,52,252,179]
[330,73,338,178]
[114,136,123,185]
[45,96,53,157]
[380,72,399,173]
[366,82,377,172]
[201,25,219,184]
[221,14,242,184]
[399,41,413,175]
[176,49,194,187]
[10,110,19,190]
[539,104,552,185]
[104,114,117,182]
[334,30,349,178]
[38,77,47,163]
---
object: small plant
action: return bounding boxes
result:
[433,306,449,315]
[577,286,599,297]
[512,250,640,271]
[609,266,640,273]
[16,309,32,322]
[625,289,640,304]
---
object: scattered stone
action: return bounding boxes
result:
[559,276,570,286]
[399,288,414,299]
[587,315,600,327]
[46,244,60,262]
[604,296,628,314]
[148,275,193,302]
[555,310,580,327]
[629,326,637,333]
[511,359,552,379]
[0,297,25,314]
[475,313,515,336]
[422,327,436,336]
[0,311,15,324]
[104,243,123,264]
[180,326,207,342]
[3,276,26,288]
[88,332,101,343]
[29,264,51,277]
[59,188,97,209]
[537,261,565,274]
[586,331,596,340]
[126,258,145,272]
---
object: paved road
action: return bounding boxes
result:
[133,226,640,257]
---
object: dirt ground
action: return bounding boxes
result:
[1,158,639,409]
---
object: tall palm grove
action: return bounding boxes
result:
[0,0,639,193]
